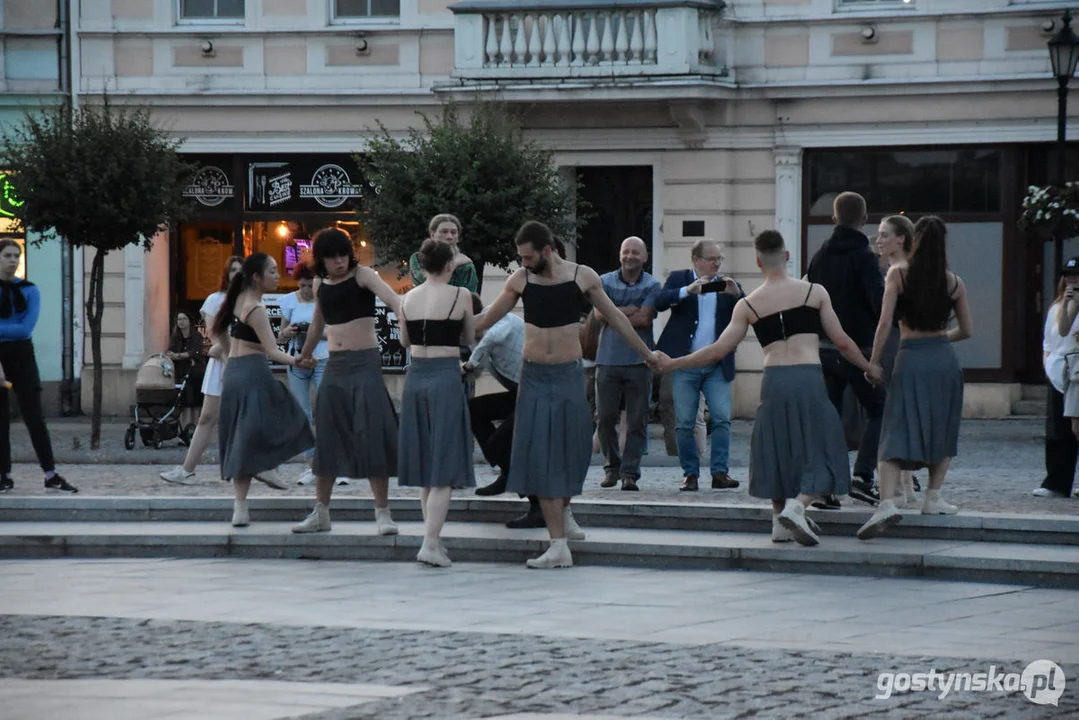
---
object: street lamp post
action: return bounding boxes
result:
[1048,9,1079,277]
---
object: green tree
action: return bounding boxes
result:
[357,101,580,291]
[0,96,193,448]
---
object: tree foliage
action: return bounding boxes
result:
[356,101,580,289]
[0,96,194,448]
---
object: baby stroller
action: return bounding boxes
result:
[123,354,197,450]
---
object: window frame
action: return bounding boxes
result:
[177,0,247,25]
[329,0,402,26]
[835,0,916,11]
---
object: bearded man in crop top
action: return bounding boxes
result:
[477,221,661,569]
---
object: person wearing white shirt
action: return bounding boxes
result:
[1035,258,1079,499]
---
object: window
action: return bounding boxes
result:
[334,0,401,20]
[179,0,245,20]
[807,149,1003,216]
[837,0,914,7]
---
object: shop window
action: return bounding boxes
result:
[179,0,244,20]
[334,0,401,20]
[808,149,1002,217]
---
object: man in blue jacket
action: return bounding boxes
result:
[656,239,743,492]
[0,238,76,493]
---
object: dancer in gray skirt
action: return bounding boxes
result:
[658,230,882,547]
[292,227,402,537]
[477,221,660,568]
[397,239,476,567]
[211,253,316,527]
[859,216,972,540]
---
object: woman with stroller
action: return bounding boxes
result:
[165,311,206,428]
[213,253,315,526]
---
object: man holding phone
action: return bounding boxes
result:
[655,239,744,492]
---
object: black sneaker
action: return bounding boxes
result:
[0,476,12,493]
[44,475,78,494]
[850,477,880,506]
[811,494,841,510]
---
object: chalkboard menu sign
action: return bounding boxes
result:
[375,298,409,372]
[262,293,290,370]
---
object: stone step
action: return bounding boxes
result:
[1011,399,1044,417]
[1021,383,1048,401]
[0,519,1075,589]
[3,497,1077,546]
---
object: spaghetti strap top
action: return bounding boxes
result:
[318,275,376,325]
[746,284,823,348]
[405,288,465,347]
[230,305,262,343]
[521,265,588,328]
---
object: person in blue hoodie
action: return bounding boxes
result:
[0,238,76,493]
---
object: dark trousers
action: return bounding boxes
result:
[596,364,652,479]
[0,339,56,476]
[1043,387,1078,496]
[469,390,516,473]
[820,348,884,479]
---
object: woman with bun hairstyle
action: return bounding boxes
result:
[859,216,973,540]
[291,228,403,537]
[213,252,315,527]
[397,238,476,567]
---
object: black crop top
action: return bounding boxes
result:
[318,276,376,325]
[746,284,823,348]
[521,266,588,329]
[405,288,465,347]
[230,306,261,343]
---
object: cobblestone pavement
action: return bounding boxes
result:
[1,559,1075,719]
[7,418,1079,516]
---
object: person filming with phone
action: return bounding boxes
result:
[655,239,744,493]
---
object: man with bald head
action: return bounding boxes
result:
[593,236,661,491]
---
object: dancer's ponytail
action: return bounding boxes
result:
[213,253,270,336]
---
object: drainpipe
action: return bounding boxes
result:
[58,0,81,415]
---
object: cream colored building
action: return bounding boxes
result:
[64,0,1075,417]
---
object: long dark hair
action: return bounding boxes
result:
[218,255,244,292]
[213,252,272,336]
[901,216,952,332]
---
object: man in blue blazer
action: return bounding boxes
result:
[656,240,744,492]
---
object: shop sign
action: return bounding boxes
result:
[183,165,235,207]
[299,164,364,208]
[0,172,24,218]
[248,157,365,213]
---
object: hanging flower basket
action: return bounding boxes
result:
[1019,183,1079,240]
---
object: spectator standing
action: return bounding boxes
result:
[655,239,743,492]
[594,237,660,491]
[1036,258,1079,499]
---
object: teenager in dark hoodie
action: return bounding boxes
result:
[805,192,884,507]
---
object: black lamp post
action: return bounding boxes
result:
[1048,9,1079,276]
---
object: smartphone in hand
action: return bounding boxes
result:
[700,279,729,294]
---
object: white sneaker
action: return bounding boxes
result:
[295,470,316,486]
[856,499,902,540]
[253,468,289,490]
[231,500,250,527]
[891,493,906,509]
[771,514,793,543]
[291,502,331,533]
[417,540,451,567]
[1032,487,1068,498]
[526,538,573,569]
[921,489,958,515]
[159,466,195,485]
[375,507,398,536]
[777,499,819,547]
[902,476,918,506]
[563,507,586,541]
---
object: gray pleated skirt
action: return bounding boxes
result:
[218,354,314,480]
[507,360,592,498]
[749,364,851,500]
[878,335,963,470]
[397,356,475,488]
[312,349,398,479]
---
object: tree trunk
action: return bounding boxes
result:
[86,248,106,449]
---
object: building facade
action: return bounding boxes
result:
[72,0,1074,417]
[0,0,74,415]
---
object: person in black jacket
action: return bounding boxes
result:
[805,192,884,507]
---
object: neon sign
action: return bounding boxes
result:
[0,173,23,219]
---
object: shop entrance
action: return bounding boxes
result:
[575,166,654,275]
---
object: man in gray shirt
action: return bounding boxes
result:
[594,237,661,491]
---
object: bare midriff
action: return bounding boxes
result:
[325,318,379,352]
[229,338,267,358]
[897,324,948,341]
[760,334,824,369]
[522,323,583,364]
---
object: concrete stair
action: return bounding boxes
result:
[1012,383,1047,417]
[2,497,1077,588]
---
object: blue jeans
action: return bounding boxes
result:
[672,364,731,478]
[287,358,327,460]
